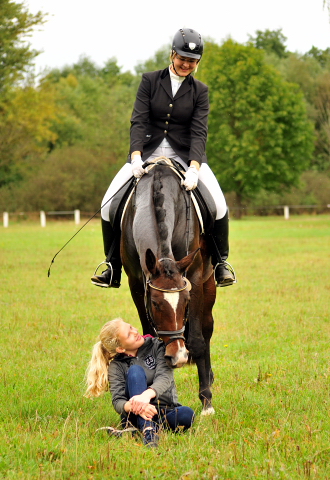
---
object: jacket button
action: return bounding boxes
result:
[167,113,170,117]
[164,130,167,134]
[165,121,168,125]
[169,104,173,107]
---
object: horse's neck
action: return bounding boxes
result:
[133,169,178,271]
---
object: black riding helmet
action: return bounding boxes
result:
[172,28,204,60]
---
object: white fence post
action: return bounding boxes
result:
[284,206,289,220]
[40,211,46,227]
[74,209,80,225]
[3,212,9,228]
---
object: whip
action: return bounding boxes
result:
[47,176,134,277]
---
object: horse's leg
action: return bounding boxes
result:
[186,271,214,412]
[128,276,154,336]
[201,273,216,414]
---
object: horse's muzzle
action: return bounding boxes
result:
[164,343,189,368]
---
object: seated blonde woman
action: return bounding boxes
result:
[85,318,195,448]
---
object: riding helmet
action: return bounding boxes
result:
[172,28,204,60]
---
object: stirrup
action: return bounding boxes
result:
[93,261,113,286]
[214,261,237,287]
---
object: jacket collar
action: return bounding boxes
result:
[160,67,193,100]
[114,337,153,361]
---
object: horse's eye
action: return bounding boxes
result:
[151,300,158,309]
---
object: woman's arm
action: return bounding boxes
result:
[130,73,151,157]
[108,362,129,415]
[148,341,174,399]
[189,85,209,165]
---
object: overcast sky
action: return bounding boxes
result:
[26,0,330,75]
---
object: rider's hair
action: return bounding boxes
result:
[170,50,199,74]
[84,318,123,398]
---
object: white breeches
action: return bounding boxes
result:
[101,146,227,221]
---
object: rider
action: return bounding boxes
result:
[91,28,235,289]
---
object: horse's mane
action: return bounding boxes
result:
[153,169,170,258]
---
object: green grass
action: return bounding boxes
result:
[1,215,330,479]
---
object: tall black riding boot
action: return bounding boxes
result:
[211,211,236,287]
[91,219,122,288]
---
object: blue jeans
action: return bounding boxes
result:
[120,365,194,433]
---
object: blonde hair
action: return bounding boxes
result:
[170,50,200,74]
[84,318,123,398]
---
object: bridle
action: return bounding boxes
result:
[144,259,191,347]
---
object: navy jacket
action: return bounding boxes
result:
[128,68,209,165]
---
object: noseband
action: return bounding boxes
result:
[144,261,190,347]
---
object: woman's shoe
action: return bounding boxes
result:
[142,428,158,448]
[91,264,121,288]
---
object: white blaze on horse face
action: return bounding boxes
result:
[163,291,180,326]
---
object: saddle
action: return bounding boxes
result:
[109,157,217,234]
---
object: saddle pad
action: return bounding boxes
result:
[116,157,216,233]
[109,177,135,228]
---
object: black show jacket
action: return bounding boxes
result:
[128,68,209,166]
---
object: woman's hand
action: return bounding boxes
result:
[129,392,152,414]
[131,154,146,178]
[182,163,199,190]
[129,388,156,414]
[139,404,157,421]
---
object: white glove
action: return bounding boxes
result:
[182,165,199,190]
[131,155,146,178]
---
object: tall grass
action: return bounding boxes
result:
[0,215,329,479]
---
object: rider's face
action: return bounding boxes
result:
[172,54,198,76]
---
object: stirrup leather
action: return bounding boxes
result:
[214,261,237,287]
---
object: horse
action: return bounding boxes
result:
[120,158,216,414]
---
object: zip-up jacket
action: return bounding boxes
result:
[108,337,180,415]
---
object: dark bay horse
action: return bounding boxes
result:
[121,160,216,414]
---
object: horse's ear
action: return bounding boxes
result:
[145,248,158,276]
[176,248,200,274]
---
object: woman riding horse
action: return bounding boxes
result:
[91,28,235,289]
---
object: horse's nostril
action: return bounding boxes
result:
[164,355,175,368]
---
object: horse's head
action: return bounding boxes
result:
[145,248,199,368]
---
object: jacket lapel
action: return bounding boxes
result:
[174,78,192,100]
[160,71,173,100]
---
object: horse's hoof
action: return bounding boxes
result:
[201,406,215,416]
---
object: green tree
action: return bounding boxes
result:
[304,46,330,68]
[0,0,45,92]
[135,45,170,75]
[248,29,288,58]
[198,40,314,213]
[313,72,330,171]
[0,80,57,187]
[45,55,135,88]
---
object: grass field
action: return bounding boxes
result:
[1,215,330,479]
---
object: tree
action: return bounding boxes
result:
[0,0,45,92]
[197,40,314,214]
[304,46,330,68]
[0,80,57,187]
[135,45,170,75]
[248,29,288,58]
[313,72,330,171]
